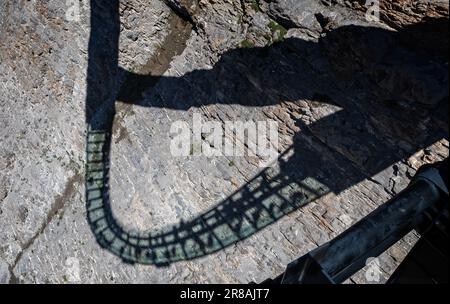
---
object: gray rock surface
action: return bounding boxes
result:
[0,259,10,283]
[0,0,448,283]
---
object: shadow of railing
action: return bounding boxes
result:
[87,135,329,265]
[85,0,449,266]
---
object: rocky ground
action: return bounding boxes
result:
[0,0,448,284]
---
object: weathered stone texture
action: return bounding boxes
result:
[0,0,448,283]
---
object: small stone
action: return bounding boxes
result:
[0,260,11,284]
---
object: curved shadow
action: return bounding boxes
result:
[85,0,449,266]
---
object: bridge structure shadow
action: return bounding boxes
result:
[85,0,449,266]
